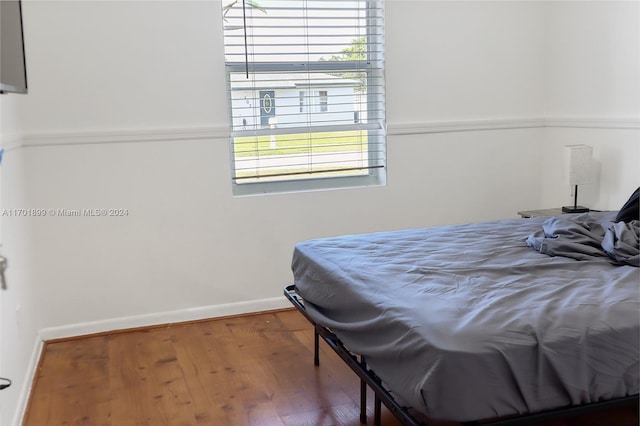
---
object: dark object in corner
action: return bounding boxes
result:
[615,187,640,223]
[0,0,28,94]
[0,377,11,390]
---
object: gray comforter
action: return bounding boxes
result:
[526,213,639,266]
[292,212,639,422]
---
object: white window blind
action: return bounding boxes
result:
[222,0,386,194]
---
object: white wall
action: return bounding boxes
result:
[544,1,640,118]
[1,1,638,425]
[540,0,640,209]
[0,94,40,426]
[13,0,548,323]
[18,1,225,132]
[540,128,639,210]
[386,1,546,123]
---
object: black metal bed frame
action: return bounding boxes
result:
[284,284,639,426]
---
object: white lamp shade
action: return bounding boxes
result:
[564,145,593,186]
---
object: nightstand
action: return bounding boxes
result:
[517,208,564,218]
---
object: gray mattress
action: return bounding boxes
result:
[292,211,639,422]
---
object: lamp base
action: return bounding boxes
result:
[562,206,590,213]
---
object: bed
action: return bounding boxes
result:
[285,208,639,425]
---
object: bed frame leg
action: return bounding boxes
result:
[372,373,382,426]
[360,356,367,423]
[314,327,320,366]
[374,394,381,426]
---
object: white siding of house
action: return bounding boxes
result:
[230,86,358,130]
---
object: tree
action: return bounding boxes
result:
[321,37,367,92]
[223,0,266,22]
[323,37,366,62]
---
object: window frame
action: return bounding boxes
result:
[224,1,386,196]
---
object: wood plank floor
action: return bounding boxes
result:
[24,309,638,426]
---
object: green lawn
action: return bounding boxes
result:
[235,167,367,180]
[233,130,368,157]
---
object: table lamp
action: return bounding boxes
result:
[562,144,592,213]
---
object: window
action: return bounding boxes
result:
[223,0,386,195]
[318,90,328,112]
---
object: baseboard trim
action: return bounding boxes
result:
[11,336,44,426]
[38,296,292,342]
[14,297,292,425]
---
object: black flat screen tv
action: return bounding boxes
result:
[1,0,28,94]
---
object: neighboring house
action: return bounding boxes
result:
[229,72,364,131]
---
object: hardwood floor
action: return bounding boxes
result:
[24,309,638,426]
